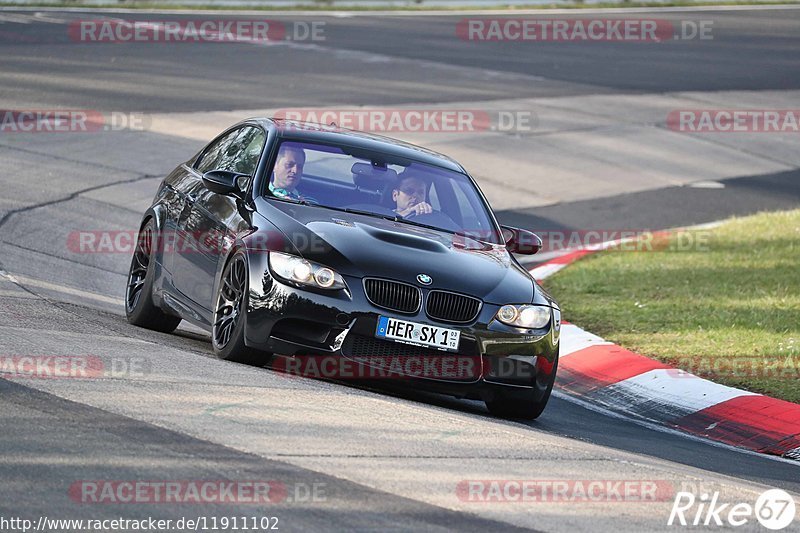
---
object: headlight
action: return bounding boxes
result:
[268,252,346,290]
[495,304,551,329]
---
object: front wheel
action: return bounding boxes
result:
[485,356,558,420]
[125,219,181,333]
[212,251,270,366]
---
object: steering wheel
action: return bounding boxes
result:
[404,210,459,231]
[403,203,434,218]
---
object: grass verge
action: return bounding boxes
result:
[544,209,800,403]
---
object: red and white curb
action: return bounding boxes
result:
[529,241,800,461]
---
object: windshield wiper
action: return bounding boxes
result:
[271,199,458,235]
[343,207,400,222]
[265,194,312,206]
[341,206,456,235]
[339,208,445,234]
[391,217,454,234]
[304,203,400,223]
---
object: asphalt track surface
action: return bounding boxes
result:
[1,7,799,532]
[2,8,800,111]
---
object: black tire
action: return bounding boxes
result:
[485,356,558,420]
[212,251,270,366]
[125,219,182,333]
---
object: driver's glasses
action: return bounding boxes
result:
[399,186,426,198]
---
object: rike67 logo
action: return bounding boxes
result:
[668,489,796,530]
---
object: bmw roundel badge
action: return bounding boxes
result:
[417,273,432,285]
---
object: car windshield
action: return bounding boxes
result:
[264,140,503,244]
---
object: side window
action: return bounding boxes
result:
[194,129,240,174]
[195,127,266,176]
[236,128,267,176]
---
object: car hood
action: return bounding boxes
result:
[253,198,539,305]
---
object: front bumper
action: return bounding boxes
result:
[244,252,559,396]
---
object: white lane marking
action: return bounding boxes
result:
[0,12,68,24]
[0,271,120,306]
[551,389,800,466]
[601,368,758,413]
[32,12,72,23]
[0,324,152,344]
[559,323,613,358]
[0,13,33,24]
[688,180,726,189]
[0,269,19,284]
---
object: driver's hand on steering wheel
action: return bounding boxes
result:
[398,202,433,218]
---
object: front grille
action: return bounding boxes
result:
[343,334,452,358]
[341,334,478,381]
[425,290,481,323]
[364,278,420,314]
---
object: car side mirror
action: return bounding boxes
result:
[501,225,542,255]
[202,170,249,197]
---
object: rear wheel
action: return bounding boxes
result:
[212,251,270,366]
[485,356,558,420]
[125,219,181,333]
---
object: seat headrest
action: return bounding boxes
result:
[351,162,398,191]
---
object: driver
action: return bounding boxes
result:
[270,144,314,202]
[392,175,433,217]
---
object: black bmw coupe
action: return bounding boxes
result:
[126,118,561,419]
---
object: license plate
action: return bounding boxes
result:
[375,316,460,352]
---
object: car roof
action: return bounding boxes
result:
[246,118,466,174]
